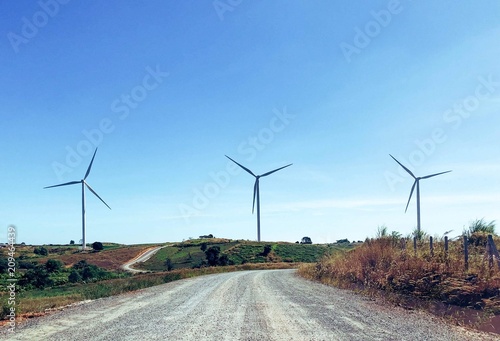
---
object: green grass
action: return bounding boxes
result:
[138,239,350,271]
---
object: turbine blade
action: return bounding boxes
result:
[84,182,111,210]
[84,148,98,180]
[44,181,81,189]
[405,180,417,213]
[420,170,452,180]
[389,154,416,179]
[225,155,256,177]
[260,163,292,177]
[252,180,258,214]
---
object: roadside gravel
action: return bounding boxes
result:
[2,269,498,340]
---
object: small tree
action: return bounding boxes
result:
[205,246,220,266]
[68,270,82,283]
[262,244,272,256]
[165,258,173,271]
[200,243,207,252]
[300,237,312,244]
[92,241,104,251]
[70,240,75,245]
[45,259,63,273]
[218,254,229,266]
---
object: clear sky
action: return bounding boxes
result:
[1,1,499,245]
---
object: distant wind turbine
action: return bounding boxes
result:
[225,155,292,242]
[389,154,451,235]
[44,148,111,250]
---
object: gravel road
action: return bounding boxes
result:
[2,269,497,340]
[121,246,165,273]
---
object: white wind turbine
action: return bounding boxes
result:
[390,154,451,235]
[226,155,292,242]
[45,148,111,250]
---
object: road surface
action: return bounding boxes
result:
[2,270,496,340]
[121,246,165,273]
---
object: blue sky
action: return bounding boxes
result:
[1,0,499,245]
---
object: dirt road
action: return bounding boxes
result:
[121,246,164,273]
[2,270,496,340]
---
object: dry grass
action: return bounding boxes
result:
[35,245,155,270]
[298,235,500,313]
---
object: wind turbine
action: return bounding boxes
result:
[45,148,111,250]
[225,155,292,242]
[389,154,451,235]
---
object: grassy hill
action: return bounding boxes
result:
[135,239,352,271]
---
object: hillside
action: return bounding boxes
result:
[134,239,352,271]
[1,243,159,271]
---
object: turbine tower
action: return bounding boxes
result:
[225,155,292,242]
[45,148,111,250]
[389,154,451,235]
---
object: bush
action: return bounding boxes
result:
[68,270,82,283]
[0,259,7,274]
[18,261,36,270]
[34,246,48,256]
[205,246,220,266]
[261,245,272,256]
[92,241,104,251]
[218,254,229,266]
[69,260,109,282]
[45,259,63,273]
[19,266,53,289]
[165,258,173,271]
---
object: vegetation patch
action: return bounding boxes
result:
[137,239,350,271]
[298,221,500,334]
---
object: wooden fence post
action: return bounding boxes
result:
[487,235,500,270]
[429,236,434,257]
[444,236,449,261]
[413,236,417,256]
[463,235,468,271]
